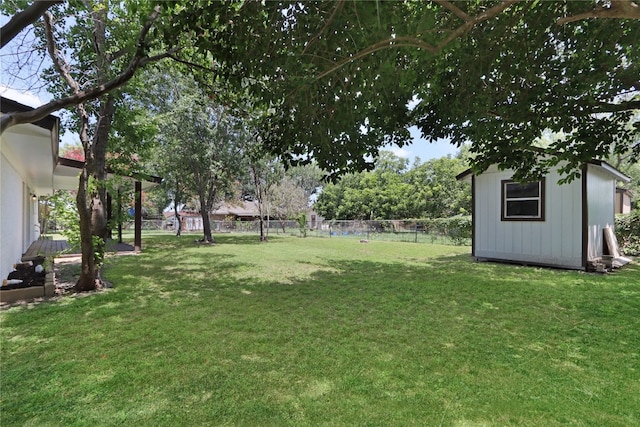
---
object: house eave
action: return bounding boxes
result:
[54,157,163,191]
[1,99,60,196]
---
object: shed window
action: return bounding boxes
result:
[501,179,545,221]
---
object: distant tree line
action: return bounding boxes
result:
[314,151,470,220]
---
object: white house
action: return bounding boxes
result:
[1,97,60,280]
[2,96,161,284]
[457,160,631,270]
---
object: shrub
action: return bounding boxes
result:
[419,216,472,246]
[615,210,640,256]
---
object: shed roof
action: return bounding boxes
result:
[456,160,631,183]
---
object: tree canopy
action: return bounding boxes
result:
[2,0,638,177]
[163,0,639,181]
[314,151,470,220]
[413,1,640,182]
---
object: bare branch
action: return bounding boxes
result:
[43,11,81,93]
[1,4,167,135]
[557,0,640,24]
[0,0,64,49]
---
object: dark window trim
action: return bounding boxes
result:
[500,178,545,221]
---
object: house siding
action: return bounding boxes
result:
[473,165,583,269]
[586,164,615,261]
[1,153,29,278]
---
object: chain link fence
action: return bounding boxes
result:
[127,217,472,246]
[220,218,470,246]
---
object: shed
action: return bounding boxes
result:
[457,161,631,270]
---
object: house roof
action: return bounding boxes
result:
[456,160,631,183]
[54,157,162,191]
[163,201,261,219]
[2,96,162,194]
[212,200,261,217]
[1,96,60,195]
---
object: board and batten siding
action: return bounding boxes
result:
[1,152,31,279]
[473,165,583,269]
[585,164,615,262]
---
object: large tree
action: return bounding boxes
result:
[413,1,640,182]
[165,1,639,180]
[0,1,176,134]
[1,1,177,290]
[149,67,247,242]
[162,1,521,176]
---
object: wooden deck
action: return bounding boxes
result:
[22,239,74,261]
[21,239,135,262]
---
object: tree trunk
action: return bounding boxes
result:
[76,170,97,291]
[251,165,268,242]
[200,209,215,243]
[89,95,115,241]
[174,202,182,236]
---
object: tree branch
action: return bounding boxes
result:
[313,1,518,81]
[43,11,81,93]
[0,0,64,49]
[434,0,471,22]
[557,0,640,24]
[1,5,166,135]
[302,1,345,55]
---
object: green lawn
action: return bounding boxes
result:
[1,234,639,426]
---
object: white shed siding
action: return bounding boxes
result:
[586,164,615,261]
[474,166,583,268]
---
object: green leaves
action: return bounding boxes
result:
[413,1,640,182]
[314,151,470,220]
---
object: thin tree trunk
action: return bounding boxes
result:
[251,165,268,242]
[89,94,115,241]
[174,205,182,237]
[76,170,97,291]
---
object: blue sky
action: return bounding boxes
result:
[388,127,458,163]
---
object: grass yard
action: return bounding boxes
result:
[1,234,639,426]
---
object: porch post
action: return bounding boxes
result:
[134,180,142,252]
[117,188,123,243]
[106,192,113,239]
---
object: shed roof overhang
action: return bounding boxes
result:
[1,97,60,196]
[455,159,631,184]
[54,157,163,191]
[587,160,631,183]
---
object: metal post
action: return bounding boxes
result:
[134,181,142,252]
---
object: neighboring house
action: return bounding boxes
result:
[457,160,631,270]
[1,98,60,279]
[210,200,262,221]
[615,187,632,214]
[165,202,323,231]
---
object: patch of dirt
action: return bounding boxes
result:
[0,257,106,310]
[54,257,82,296]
